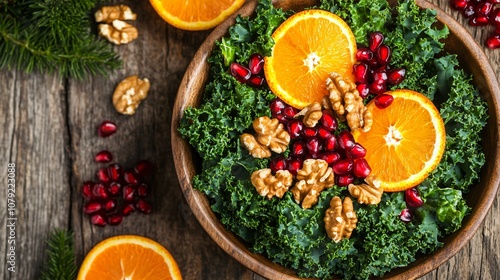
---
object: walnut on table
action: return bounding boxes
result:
[348,174,383,205]
[290,159,334,209]
[251,169,293,199]
[325,72,372,132]
[95,5,137,23]
[241,116,290,158]
[112,76,150,115]
[294,102,322,127]
[324,196,357,242]
[98,20,138,45]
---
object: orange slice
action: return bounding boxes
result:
[352,89,446,192]
[77,235,182,280]
[264,9,357,109]
[149,0,245,31]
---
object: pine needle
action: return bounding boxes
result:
[40,229,78,280]
[0,0,121,79]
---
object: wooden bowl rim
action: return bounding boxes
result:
[171,0,500,279]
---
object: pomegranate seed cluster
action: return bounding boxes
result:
[81,121,154,227]
[230,53,266,87]
[269,99,372,186]
[353,32,407,109]
[450,0,500,49]
[399,187,425,223]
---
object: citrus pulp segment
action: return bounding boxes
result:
[264,9,357,109]
[77,235,182,280]
[352,89,446,192]
[149,0,245,31]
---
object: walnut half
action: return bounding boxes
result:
[290,159,334,209]
[95,5,137,23]
[241,116,290,158]
[98,20,138,45]
[324,196,357,242]
[348,174,383,205]
[251,169,293,199]
[112,76,150,115]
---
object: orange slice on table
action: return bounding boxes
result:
[77,235,182,280]
[352,89,446,192]
[264,9,357,109]
[149,0,245,31]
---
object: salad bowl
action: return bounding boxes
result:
[171,0,500,279]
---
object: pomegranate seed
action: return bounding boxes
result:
[464,4,476,17]
[270,156,288,173]
[275,114,288,124]
[353,158,371,178]
[405,188,424,208]
[356,47,374,62]
[374,93,394,109]
[367,56,379,68]
[369,80,387,95]
[372,68,387,83]
[306,138,321,155]
[104,199,117,212]
[476,2,493,16]
[332,159,353,175]
[387,68,406,85]
[82,181,94,200]
[317,127,332,139]
[451,0,469,9]
[98,120,117,137]
[376,44,391,66]
[107,214,123,226]
[96,167,110,183]
[134,160,153,178]
[108,181,122,196]
[287,157,303,176]
[108,163,122,181]
[353,63,369,83]
[288,120,304,139]
[348,143,367,159]
[90,214,106,226]
[83,201,102,215]
[124,170,139,184]
[487,0,500,3]
[303,127,318,138]
[283,106,298,119]
[92,183,109,200]
[247,75,265,87]
[336,174,354,186]
[95,150,113,163]
[248,53,265,75]
[136,199,152,214]
[122,203,136,216]
[399,208,413,223]
[357,83,370,99]
[369,32,385,52]
[487,34,500,49]
[337,130,355,150]
[491,8,500,26]
[324,135,337,151]
[270,99,286,117]
[469,15,490,26]
[320,110,337,131]
[137,183,149,197]
[320,152,341,165]
[292,141,307,157]
[123,185,136,201]
[230,62,251,83]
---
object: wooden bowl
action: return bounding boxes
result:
[171,0,500,279]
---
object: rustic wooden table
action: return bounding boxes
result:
[0,0,498,279]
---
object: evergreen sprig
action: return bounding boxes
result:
[40,229,77,280]
[0,0,121,79]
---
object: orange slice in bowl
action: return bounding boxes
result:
[264,9,357,109]
[149,0,245,31]
[77,235,182,280]
[352,89,446,192]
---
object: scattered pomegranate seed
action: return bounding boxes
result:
[122,203,136,216]
[137,183,149,197]
[337,130,355,150]
[320,110,338,131]
[248,53,265,75]
[92,183,109,200]
[491,8,500,25]
[270,156,288,173]
[107,214,123,226]
[372,68,388,83]
[387,68,406,85]
[288,120,304,139]
[270,99,286,117]
[90,214,106,226]
[96,167,110,183]
[283,106,298,119]
[353,63,369,83]
[136,199,152,214]
[303,127,318,138]
[369,80,387,95]
[98,121,117,137]
[134,160,153,178]
[369,32,385,52]
[348,143,367,159]
[487,34,500,49]
[374,93,394,109]
[122,185,136,201]
[287,158,303,176]
[247,75,265,87]
[332,159,353,175]
[317,127,332,139]
[356,47,374,61]
[104,199,117,212]
[405,187,424,208]
[399,208,413,223]
[320,152,341,165]
[292,141,307,157]
[84,201,102,215]
[476,1,494,15]
[82,181,94,200]
[451,0,470,9]
[108,182,122,196]
[108,163,122,181]
[124,170,139,184]
[353,158,371,178]
[464,4,476,17]
[306,138,322,156]
[324,135,337,151]
[470,15,490,26]
[336,174,354,186]
[357,83,370,98]
[230,62,252,83]
[95,150,113,163]
[376,44,391,65]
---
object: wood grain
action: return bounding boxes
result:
[0,0,498,279]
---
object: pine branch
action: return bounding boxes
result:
[40,229,77,280]
[0,0,121,79]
